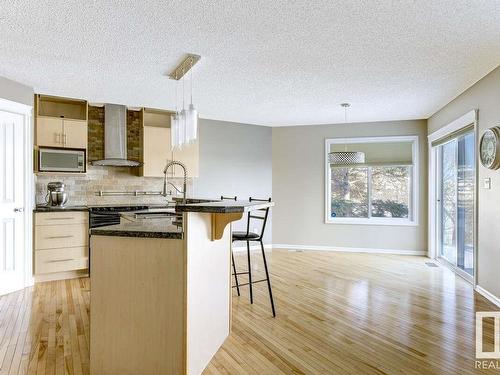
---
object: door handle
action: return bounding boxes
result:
[56,133,61,144]
[13,208,24,213]
[63,133,67,146]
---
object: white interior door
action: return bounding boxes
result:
[0,109,25,295]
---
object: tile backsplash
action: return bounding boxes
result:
[35,166,193,206]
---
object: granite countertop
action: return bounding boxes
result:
[34,205,89,212]
[88,203,173,209]
[175,200,274,214]
[91,214,183,239]
[33,203,174,212]
[33,198,274,214]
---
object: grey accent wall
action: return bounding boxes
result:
[428,65,500,299]
[193,119,273,244]
[0,76,33,106]
[272,120,428,252]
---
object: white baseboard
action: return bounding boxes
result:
[475,285,500,308]
[232,243,426,256]
[272,243,426,256]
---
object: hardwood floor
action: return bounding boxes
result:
[0,250,498,374]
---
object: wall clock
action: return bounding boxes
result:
[480,127,500,170]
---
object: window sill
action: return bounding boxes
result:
[325,218,418,226]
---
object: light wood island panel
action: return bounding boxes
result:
[90,211,232,375]
[90,236,185,375]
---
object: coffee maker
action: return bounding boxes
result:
[46,182,68,206]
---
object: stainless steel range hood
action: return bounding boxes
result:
[92,104,141,167]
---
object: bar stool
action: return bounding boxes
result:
[222,196,276,317]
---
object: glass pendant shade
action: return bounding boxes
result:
[171,113,179,149]
[185,103,198,143]
[179,109,187,147]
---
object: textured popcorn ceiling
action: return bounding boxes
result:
[0,1,499,126]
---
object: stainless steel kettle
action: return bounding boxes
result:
[46,182,68,206]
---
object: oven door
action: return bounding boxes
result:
[89,212,122,228]
[38,147,86,172]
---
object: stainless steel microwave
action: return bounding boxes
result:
[38,147,86,173]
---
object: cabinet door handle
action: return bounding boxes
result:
[46,235,74,239]
[48,258,74,263]
[63,133,67,146]
[46,217,74,220]
[56,133,61,144]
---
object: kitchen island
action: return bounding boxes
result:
[90,200,273,375]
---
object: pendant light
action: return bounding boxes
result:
[171,72,180,149]
[179,67,187,147]
[329,150,366,165]
[329,103,366,166]
[185,58,198,143]
[169,54,201,149]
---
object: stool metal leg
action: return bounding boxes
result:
[260,240,276,317]
[246,240,253,304]
[231,249,240,296]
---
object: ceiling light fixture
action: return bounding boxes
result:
[169,54,201,149]
[329,150,365,165]
[329,103,366,165]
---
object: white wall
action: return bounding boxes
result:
[194,119,273,244]
[0,76,33,106]
[428,65,500,300]
[272,120,428,253]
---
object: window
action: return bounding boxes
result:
[325,136,418,225]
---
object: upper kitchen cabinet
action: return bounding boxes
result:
[35,95,88,149]
[172,140,199,178]
[141,108,199,178]
[142,108,173,177]
[62,119,88,149]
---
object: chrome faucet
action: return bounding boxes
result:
[162,160,187,204]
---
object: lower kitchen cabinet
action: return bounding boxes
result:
[33,211,89,281]
[35,247,88,274]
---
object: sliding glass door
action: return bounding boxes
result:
[438,131,475,278]
[440,140,457,265]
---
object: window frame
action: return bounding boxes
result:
[325,135,419,226]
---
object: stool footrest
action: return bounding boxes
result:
[232,279,267,288]
[232,271,249,275]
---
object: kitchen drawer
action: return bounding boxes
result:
[35,211,88,226]
[35,224,88,250]
[35,247,88,274]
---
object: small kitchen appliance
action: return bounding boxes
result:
[38,147,86,173]
[46,182,68,206]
